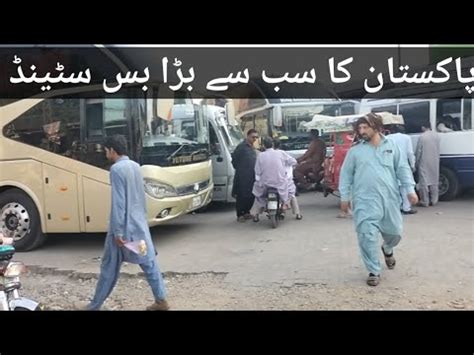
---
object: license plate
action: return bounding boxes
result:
[267,201,278,210]
[191,196,202,208]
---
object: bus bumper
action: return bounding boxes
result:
[146,184,213,226]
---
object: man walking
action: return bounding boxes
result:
[84,135,169,310]
[339,114,418,286]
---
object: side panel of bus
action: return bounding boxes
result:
[42,163,80,233]
[359,98,474,200]
[82,176,111,232]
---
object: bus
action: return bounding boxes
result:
[0,90,213,251]
[171,103,244,203]
[236,99,358,158]
[359,96,474,201]
[207,104,243,202]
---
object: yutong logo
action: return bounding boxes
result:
[193,183,199,193]
[172,154,208,165]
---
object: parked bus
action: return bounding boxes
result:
[236,99,358,158]
[359,96,474,201]
[172,103,244,203]
[0,89,213,251]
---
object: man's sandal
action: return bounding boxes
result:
[381,246,396,269]
[367,273,380,286]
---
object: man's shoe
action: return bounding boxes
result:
[367,273,380,286]
[402,209,418,215]
[146,299,170,311]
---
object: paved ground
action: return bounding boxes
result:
[17,189,474,310]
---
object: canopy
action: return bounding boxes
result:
[302,112,404,133]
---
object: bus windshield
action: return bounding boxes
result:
[274,101,356,150]
[224,124,244,150]
[139,102,210,167]
[2,96,210,170]
[213,107,243,152]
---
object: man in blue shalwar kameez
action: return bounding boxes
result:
[85,135,168,310]
[339,114,418,286]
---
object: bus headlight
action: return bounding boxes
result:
[144,179,178,199]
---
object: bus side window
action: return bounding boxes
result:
[463,99,472,130]
[3,99,81,157]
[398,102,430,134]
[371,105,397,115]
[82,99,130,170]
[341,103,355,115]
[437,99,461,131]
[85,102,104,141]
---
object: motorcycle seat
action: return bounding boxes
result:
[0,245,15,261]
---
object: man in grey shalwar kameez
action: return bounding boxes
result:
[415,125,441,207]
[85,135,168,311]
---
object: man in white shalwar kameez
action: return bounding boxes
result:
[251,137,295,219]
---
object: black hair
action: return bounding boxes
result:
[273,138,281,149]
[356,113,383,132]
[262,136,273,149]
[247,128,257,136]
[104,134,128,156]
[310,129,320,137]
[396,124,406,134]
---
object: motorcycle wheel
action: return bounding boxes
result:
[270,214,278,229]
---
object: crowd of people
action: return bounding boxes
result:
[231,112,441,287]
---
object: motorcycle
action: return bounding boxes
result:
[293,163,325,193]
[265,188,285,229]
[0,234,41,311]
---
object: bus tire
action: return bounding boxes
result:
[439,167,459,201]
[0,189,46,251]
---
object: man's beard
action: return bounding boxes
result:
[361,135,371,141]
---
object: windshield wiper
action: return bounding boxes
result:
[190,148,210,157]
[167,144,187,161]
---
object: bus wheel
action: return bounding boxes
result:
[0,189,46,251]
[439,167,459,201]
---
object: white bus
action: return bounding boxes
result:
[360,96,474,200]
[170,103,244,203]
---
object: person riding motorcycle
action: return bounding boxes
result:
[294,129,326,190]
[250,137,296,221]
